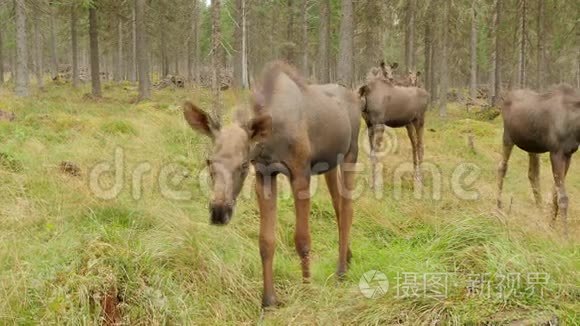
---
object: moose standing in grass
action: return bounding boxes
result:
[359,62,430,189]
[497,84,580,236]
[182,62,361,307]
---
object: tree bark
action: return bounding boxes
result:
[536,0,544,90]
[135,0,150,101]
[130,5,137,82]
[89,6,102,97]
[189,0,200,83]
[300,0,308,75]
[491,0,501,106]
[233,0,243,88]
[424,7,433,96]
[405,0,416,71]
[284,0,297,64]
[469,0,477,99]
[159,2,169,78]
[518,0,527,88]
[337,0,354,86]
[33,5,44,89]
[114,14,123,82]
[194,0,201,83]
[317,0,330,83]
[49,6,59,79]
[429,1,437,102]
[71,4,79,87]
[15,0,29,97]
[439,0,449,117]
[0,21,4,85]
[211,0,222,120]
[241,0,249,88]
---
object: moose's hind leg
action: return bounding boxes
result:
[528,153,542,207]
[497,133,514,209]
[549,152,571,236]
[406,124,421,183]
[324,168,352,264]
[337,152,357,278]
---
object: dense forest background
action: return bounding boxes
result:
[0,0,578,111]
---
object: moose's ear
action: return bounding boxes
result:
[183,101,220,139]
[248,115,272,142]
[391,62,399,70]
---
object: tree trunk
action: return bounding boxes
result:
[317,0,330,83]
[33,6,44,89]
[89,6,102,97]
[429,2,437,102]
[71,4,79,87]
[49,6,58,79]
[114,15,123,82]
[130,5,137,82]
[188,0,200,83]
[10,46,16,82]
[359,1,383,80]
[15,0,29,97]
[424,9,433,95]
[518,0,526,88]
[492,0,501,106]
[135,0,150,101]
[300,0,308,75]
[469,0,477,99]
[233,0,243,88]
[211,0,222,121]
[536,0,544,90]
[284,0,296,64]
[0,21,4,85]
[241,0,249,88]
[194,0,201,83]
[159,2,169,78]
[405,0,416,71]
[439,0,449,117]
[337,0,353,86]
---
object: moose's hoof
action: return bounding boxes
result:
[337,268,348,281]
[261,295,277,308]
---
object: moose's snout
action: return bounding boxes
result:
[210,204,233,225]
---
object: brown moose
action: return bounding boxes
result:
[497,84,580,236]
[182,62,361,307]
[359,63,430,189]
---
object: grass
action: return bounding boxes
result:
[0,82,578,324]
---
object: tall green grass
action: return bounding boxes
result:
[0,83,578,324]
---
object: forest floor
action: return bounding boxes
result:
[0,83,578,324]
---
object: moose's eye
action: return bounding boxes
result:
[241,161,250,170]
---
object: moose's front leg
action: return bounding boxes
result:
[291,174,312,282]
[256,173,278,307]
